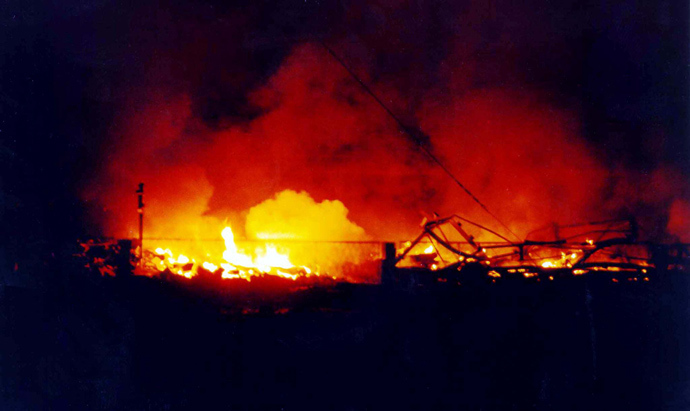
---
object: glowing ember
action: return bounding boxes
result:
[538,251,580,270]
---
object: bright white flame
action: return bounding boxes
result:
[202,261,218,272]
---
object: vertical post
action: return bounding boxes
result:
[381,242,396,285]
[136,183,145,267]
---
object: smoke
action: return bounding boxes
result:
[244,190,373,279]
[668,200,690,242]
[418,89,609,238]
[72,0,688,247]
[82,39,689,245]
[246,190,368,241]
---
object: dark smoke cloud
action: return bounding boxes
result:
[80,0,690,241]
[2,0,689,268]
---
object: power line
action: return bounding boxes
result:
[320,41,522,242]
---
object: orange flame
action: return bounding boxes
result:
[148,224,313,281]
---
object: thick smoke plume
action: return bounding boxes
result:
[3,0,688,281]
[74,0,689,247]
[83,41,689,245]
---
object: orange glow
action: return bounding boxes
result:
[127,189,384,283]
[82,42,690,278]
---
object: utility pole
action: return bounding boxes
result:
[136,183,144,267]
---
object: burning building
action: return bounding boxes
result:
[2,1,690,408]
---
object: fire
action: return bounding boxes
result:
[148,224,313,281]
[539,251,580,269]
[202,261,218,272]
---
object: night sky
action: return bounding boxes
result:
[1,0,688,269]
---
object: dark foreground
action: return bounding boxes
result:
[2,271,690,410]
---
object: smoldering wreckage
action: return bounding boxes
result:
[80,206,690,292]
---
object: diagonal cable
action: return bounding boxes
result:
[320,41,522,242]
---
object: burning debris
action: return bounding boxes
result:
[78,210,690,291]
[75,180,690,290]
[76,188,382,285]
[144,224,315,281]
[389,215,690,287]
